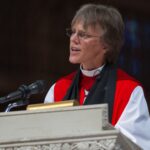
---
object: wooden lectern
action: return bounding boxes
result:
[0,103,141,149]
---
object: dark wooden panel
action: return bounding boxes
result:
[0,0,150,111]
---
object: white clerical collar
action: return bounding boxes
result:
[80,65,105,77]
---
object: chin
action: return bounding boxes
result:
[69,57,80,64]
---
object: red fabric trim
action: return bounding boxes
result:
[111,69,140,125]
[54,72,76,102]
[79,74,96,91]
[79,88,85,105]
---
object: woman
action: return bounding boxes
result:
[45,4,150,150]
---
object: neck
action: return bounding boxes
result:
[82,61,105,71]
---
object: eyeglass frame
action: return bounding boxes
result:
[66,28,101,40]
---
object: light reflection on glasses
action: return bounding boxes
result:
[66,28,101,40]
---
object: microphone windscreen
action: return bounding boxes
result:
[29,80,46,95]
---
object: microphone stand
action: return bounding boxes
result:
[1,80,46,112]
[4,84,30,112]
[5,99,29,112]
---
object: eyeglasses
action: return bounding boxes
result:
[66,28,101,40]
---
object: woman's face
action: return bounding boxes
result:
[69,22,107,70]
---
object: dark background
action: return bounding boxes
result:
[0,0,150,111]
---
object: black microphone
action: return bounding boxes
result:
[0,80,46,104]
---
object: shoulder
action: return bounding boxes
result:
[54,71,77,91]
[117,69,141,87]
[56,71,76,84]
[116,68,142,99]
[53,71,77,101]
[112,69,143,125]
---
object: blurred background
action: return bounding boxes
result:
[0,0,150,111]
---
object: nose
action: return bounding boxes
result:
[70,32,80,44]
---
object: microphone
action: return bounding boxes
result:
[0,80,46,104]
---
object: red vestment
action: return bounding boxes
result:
[54,69,139,125]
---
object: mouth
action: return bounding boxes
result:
[71,47,80,52]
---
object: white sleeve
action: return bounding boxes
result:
[115,86,150,150]
[44,84,55,103]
